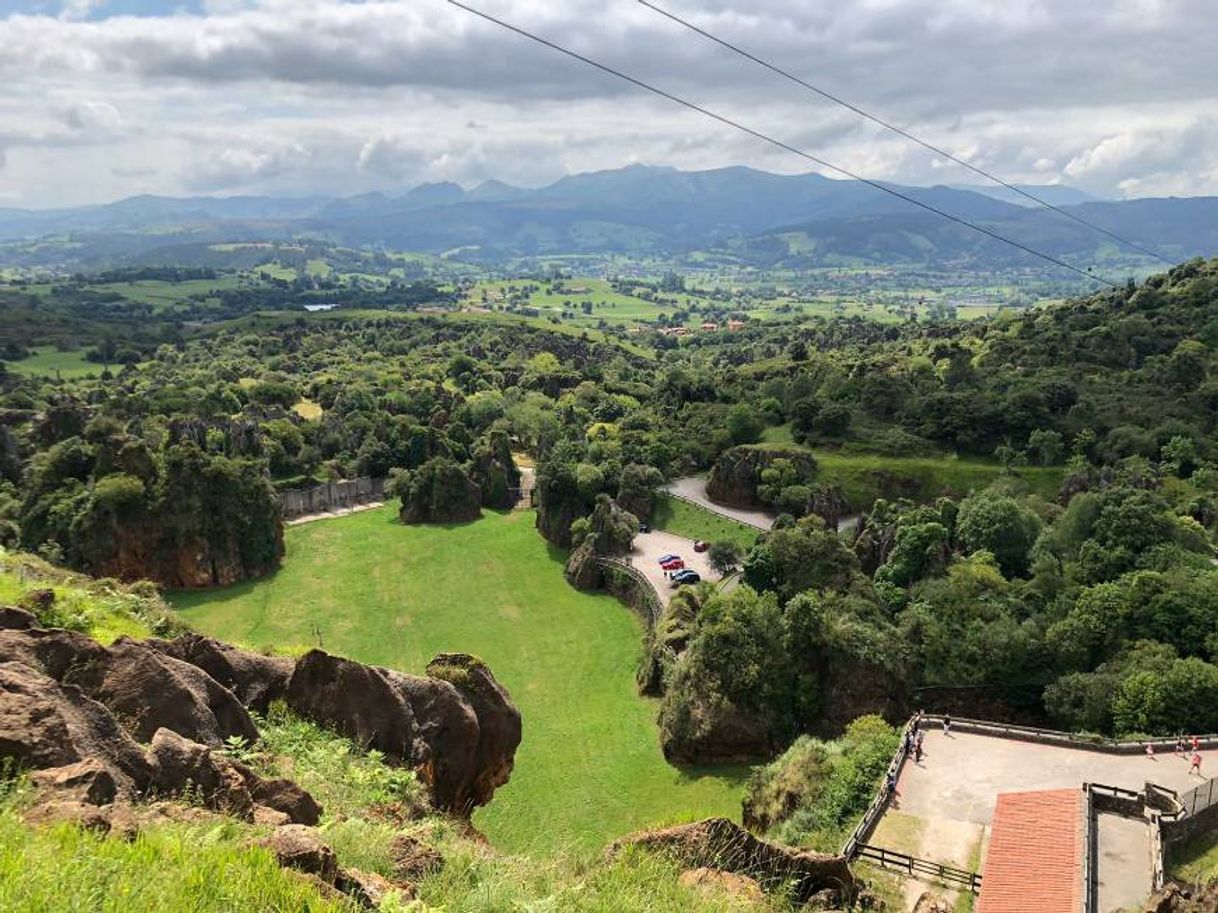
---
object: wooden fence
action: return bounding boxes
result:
[854,845,982,894]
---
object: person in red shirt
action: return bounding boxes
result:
[1191,752,1204,777]
[1192,735,1201,753]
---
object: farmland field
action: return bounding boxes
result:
[172,507,746,855]
[6,347,104,378]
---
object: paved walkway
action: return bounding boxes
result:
[874,729,1213,912]
[628,529,720,607]
[898,730,1218,825]
[285,500,386,526]
[1096,813,1153,913]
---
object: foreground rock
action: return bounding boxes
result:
[0,661,153,792]
[0,628,259,747]
[1145,884,1218,912]
[1,612,519,835]
[287,649,520,814]
[609,817,856,905]
[144,633,293,713]
[678,867,765,903]
[260,824,415,909]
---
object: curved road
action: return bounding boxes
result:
[665,477,860,535]
[663,477,774,530]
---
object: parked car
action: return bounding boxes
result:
[660,557,685,571]
[657,554,679,565]
[693,540,710,553]
[670,569,701,587]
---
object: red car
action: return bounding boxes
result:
[693,540,710,553]
[660,557,685,571]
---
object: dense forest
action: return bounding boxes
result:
[2,257,1217,748]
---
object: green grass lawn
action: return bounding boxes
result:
[6,347,104,379]
[650,494,763,548]
[812,450,1065,504]
[172,507,746,855]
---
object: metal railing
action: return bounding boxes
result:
[920,715,1218,755]
[854,844,982,893]
[595,557,663,628]
[1177,776,1218,818]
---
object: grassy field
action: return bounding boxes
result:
[5,347,104,379]
[812,449,1065,504]
[650,494,763,548]
[757,428,1064,505]
[172,507,745,855]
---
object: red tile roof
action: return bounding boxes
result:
[976,789,1083,913]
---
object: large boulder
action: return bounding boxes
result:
[29,758,117,806]
[258,824,339,883]
[90,637,259,746]
[147,728,321,825]
[0,628,259,748]
[286,649,519,814]
[144,634,293,713]
[609,817,856,905]
[426,653,522,813]
[0,661,153,793]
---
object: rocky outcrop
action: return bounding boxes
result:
[287,649,521,814]
[426,653,522,813]
[0,661,153,792]
[1,615,518,828]
[144,634,292,713]
[1143,883,1218,912]
[470,431,520,511]
[0,628,259,748]
[706,446,818,509]
[609,817,856,905]
[660,692,775,765]
[259,824,415,909]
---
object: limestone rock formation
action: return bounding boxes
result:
[0,628,259,748]
[706,445,818,509]
[0,661,153,792]
[287,649,521,814]
[144,633,293,713]
[659,691,775,765]
[259,824,339,883]
[609,817,856,905]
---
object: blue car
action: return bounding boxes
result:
[670,569,701,587]
[657,554,679,565]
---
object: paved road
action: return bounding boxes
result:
[628,528,720,607]
[665,477,861,535]
[898,730,1218,825]
[664,477,774,530]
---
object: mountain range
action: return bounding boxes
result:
[2,165,1215,271]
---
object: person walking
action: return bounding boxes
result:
[942,714,952,737]
[915,732,925,763]
[1193,735,1202,753]
[1177,737,1187,757]
[1192,752,1204,777]
[1146,742,1156,761]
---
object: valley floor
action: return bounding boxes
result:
[171,506,747,854]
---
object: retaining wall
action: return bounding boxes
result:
[278,476,385,518]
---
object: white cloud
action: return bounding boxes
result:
[0,0,1214,206]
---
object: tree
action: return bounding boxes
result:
[726,404,764,446]
[955,493,1042,578]
[1026,428,1064,466]
[708,540,742,575]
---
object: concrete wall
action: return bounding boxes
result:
[278,476,385,518]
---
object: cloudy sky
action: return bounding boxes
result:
[0,0,1215,208]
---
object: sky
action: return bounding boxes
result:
[0,0,1216,208]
